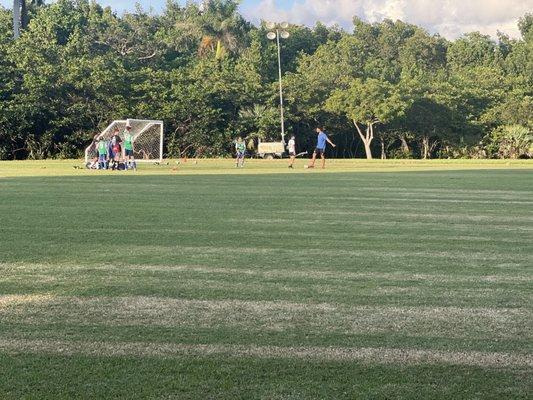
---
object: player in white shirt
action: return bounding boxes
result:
[288,136,296,168]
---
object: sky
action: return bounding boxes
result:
[2,0,532,39]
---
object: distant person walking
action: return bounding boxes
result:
[288,135,296,168]
[307,127,336,169]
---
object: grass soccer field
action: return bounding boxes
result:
[0,160,532,399]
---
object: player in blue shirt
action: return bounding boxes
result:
[307,127,336,169]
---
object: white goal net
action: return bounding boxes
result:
[85,119,164,163]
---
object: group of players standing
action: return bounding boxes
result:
[235,126,336,169]
[89,125,137,171]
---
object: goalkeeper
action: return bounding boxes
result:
[123,125,136,171]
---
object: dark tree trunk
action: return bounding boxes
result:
[380,137,386,159]
[21,0,28,29]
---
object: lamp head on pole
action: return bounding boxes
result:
[265,21,276,30]
[266,22,290,40]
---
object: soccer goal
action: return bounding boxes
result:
[85,119,164,163]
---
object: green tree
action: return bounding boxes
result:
[447,32,497,68]
[326,78,409,159]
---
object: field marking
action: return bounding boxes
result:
[2,295,531,339]
[0,338,531,368]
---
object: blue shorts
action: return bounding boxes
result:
[236,151,245,159]
[125,149,134,157]
[98,154,107,162]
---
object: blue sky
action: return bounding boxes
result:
[2,0,531,38]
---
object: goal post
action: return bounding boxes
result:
[85,119,164,164]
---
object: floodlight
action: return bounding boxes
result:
[280,31,290,39]
[267,32,277,40]
[280,22,289,29]
[266,21,276,30]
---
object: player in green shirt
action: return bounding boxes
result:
[123,125,136,171]
[235,137,246,168]
[97,138,108,170]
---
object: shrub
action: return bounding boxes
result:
[484,125,532,159]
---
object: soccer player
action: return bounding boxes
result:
[111,128,122,170]
[87,133,100,169]
[123,125,136,170]
[97,138,108,170]
[235,137,246,168]
[288,135,296,168]
[307,127,336,169]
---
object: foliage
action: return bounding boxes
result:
[0,1,531,159]
[326,78,409,159]
[484,125,532,159]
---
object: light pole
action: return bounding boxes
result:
[266,22,290,145]
[13,0,21,39]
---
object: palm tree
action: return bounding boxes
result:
[197,0,249,59]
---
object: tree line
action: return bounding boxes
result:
[0,0,531,160]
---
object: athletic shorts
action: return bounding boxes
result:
[314,148,325,156]
[98,154,107,162]
[125,149,134,157]
[236,151,245,159]
[289,152,296,157]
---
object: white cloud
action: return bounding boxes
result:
[242,0,533,39]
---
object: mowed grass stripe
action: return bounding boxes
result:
[284,210,533,223]
[1,264,531,309]
[2,226,531,245]
[1,295,531,341]
[2,262,531,283]
[1,338,531,368]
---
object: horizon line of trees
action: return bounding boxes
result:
[0,0,531,160]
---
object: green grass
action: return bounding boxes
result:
[0,160,532,399]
